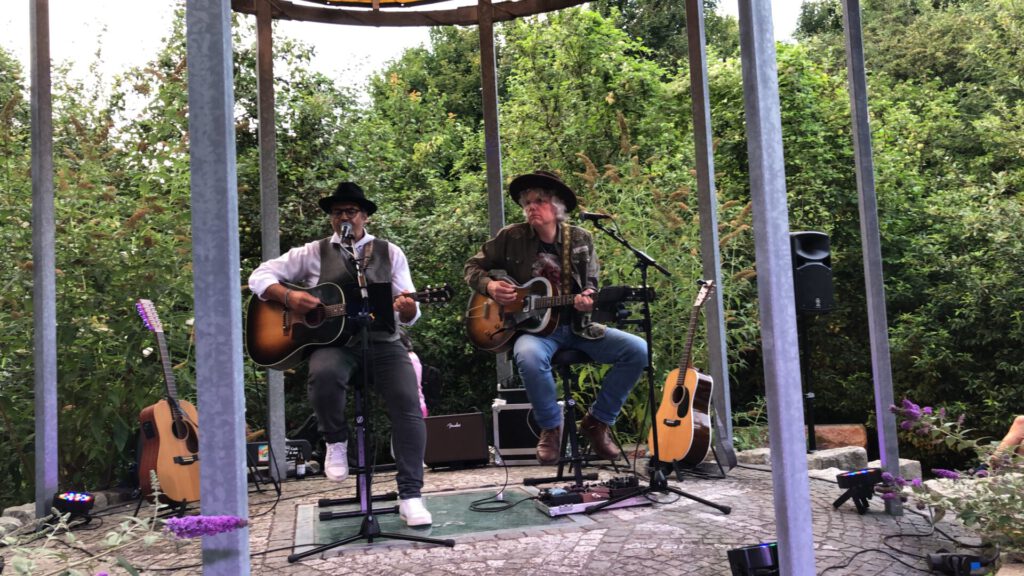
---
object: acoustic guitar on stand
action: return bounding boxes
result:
[135,299,200,504]
[246,283,453,370]
[648,280,716,466]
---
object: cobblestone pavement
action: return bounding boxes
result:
[13,460,979,575]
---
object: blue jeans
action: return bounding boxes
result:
[513,324,648,430]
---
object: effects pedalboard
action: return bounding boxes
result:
[534,476,650,517]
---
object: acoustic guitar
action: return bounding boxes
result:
[246,283,453,370]
[647,280,716,465]
[465,279,656,353]
[136,299,200,504]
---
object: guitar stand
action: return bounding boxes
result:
[582,221,730,517]
[133,495,191,518]
[288,252,453,563]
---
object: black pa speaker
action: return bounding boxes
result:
[790,231,834,313]
[424,412,489,470]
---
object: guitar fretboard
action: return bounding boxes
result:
[532,293,578,309]
[152,330,188,424]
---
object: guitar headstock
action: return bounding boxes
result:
[415,284,454,304]
[694,280,715,308]
[135,299,164,334]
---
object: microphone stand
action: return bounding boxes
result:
[582,219,730,516]
[289,238,453,562]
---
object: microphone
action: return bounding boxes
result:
[579,211,613,222]
[339,222,354,242]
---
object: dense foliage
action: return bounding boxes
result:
[0,0,1020,507]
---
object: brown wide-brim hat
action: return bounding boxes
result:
[317,181,378,216]
[509,170,578,212]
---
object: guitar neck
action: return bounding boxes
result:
[531,292,578,310]
[153,331,187,423]
[676,305,702,375]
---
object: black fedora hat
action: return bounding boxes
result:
[317,181,377,216]
[509,170,578,212]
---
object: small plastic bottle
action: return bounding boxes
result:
[295,453,306,479]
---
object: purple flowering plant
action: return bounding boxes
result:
[164,515,248,539]
[7,471,248,576]
[885,399,1023,559]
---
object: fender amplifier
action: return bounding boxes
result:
[424,412,490,470]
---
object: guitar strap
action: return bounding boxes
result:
[560,221,572,295]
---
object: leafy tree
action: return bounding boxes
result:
[592,0,740,66]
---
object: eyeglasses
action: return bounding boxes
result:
[330,207,362,218]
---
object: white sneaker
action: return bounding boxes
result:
[324,441,349,482]
[398,497,432,527]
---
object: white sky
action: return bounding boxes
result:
[1,1,800,90]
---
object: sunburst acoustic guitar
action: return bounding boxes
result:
[246,283,453,370]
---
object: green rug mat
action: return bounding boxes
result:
[294,486,585,554]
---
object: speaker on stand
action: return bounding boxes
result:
[790,231,834,452]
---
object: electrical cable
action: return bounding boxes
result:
[467,445,536,512]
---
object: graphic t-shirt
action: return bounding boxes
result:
[532,241,562,288]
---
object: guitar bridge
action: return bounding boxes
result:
[173,455,200,465]
[662,419,681,427]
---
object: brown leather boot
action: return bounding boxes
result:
[581,413,621,461]
[536,427,562,465]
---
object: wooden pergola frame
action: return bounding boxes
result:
[27,1,900,573]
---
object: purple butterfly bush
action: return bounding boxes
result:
[932,468,961,480]
[164,515,248,539]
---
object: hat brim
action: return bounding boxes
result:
[509,173,578,212]
[318,196,377,216]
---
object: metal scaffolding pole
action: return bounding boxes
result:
[30,0,59,520]
[186,1,251,572]
[479,0,514,385]
[736,0,816,572]
[256,0,288,484]
[685,0,734,446]
[842,0,902,515]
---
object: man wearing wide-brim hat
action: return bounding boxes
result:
[464,170,647,465]
[248,180,433,527]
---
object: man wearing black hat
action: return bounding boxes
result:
[464,171,647,465]
[248,181,432,526]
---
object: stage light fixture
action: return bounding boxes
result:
[727,541,779,575]
[832,467,883,514]
[53,491,95,522]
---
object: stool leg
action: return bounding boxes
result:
[523,363,599,488]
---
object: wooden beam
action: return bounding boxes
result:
[232,0,588,27]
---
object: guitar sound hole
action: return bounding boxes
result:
[305,306,326,327]
[171,419,189,440]
[672,387,690,419]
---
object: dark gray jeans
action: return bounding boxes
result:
[306,339,425,499]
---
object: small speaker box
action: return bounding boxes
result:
[424,412,489,470]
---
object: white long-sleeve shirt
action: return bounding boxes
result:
[247,231,420,326]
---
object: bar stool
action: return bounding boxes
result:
[523,349,602,488]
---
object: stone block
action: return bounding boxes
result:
[736,448,771,465]
[2,503,35,523]
[0,515,23,538]
[868,458,921,480]
[812,424,867,449]
[807,446,868,471]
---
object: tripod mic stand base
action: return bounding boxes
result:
[287,514,455,562]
